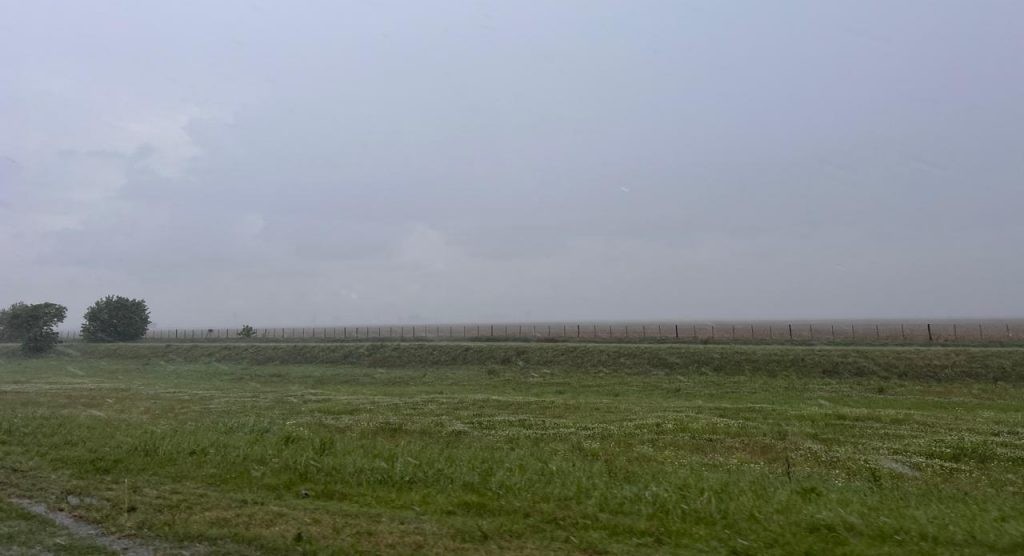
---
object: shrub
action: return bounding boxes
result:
[238,325,258,339]
[0,301,68,354]
[81,295,151,342]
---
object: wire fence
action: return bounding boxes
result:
[56,320,1024,345]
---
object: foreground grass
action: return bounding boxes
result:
[0,345,1023,554]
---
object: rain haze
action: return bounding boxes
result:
[2,0,1022,328]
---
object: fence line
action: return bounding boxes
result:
[55,321,1024,345]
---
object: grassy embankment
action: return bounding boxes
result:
[0,342,1022,554]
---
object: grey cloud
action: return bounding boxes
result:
[2,1,1022,326]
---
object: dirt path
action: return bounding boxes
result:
[8,498,190,555]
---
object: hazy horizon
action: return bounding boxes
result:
[3,1,1022,328]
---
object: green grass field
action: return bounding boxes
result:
[1,343,1022,554]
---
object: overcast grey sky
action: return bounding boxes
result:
[2,1,1022,327]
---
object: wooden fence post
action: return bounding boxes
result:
[927,323,933,342]
[788,324,793,340]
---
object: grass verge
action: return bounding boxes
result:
[6,341,1023,382]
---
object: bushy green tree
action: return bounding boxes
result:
[238,324,257,339]
[81,295,151,342]
[0,302,68,354]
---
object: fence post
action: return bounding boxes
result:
[711,325,715,340]
[927,323,933,342]
[901,324,905,341]
[769,325,773,340]
[875,324,880,341]
[1008,323,1012,339]
[953,324,958,341]
[831,324,835,342]
[979,324,983,341]
[577,324,580,338]
[788,324,793,340]
[675,324,679,339]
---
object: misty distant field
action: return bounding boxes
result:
[1,343,1023,554]
[58,318,1024,346]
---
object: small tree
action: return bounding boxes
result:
[238,324,257,339]
[0,302,21,342]
[0,302,68,354]
[81,295,151,342]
